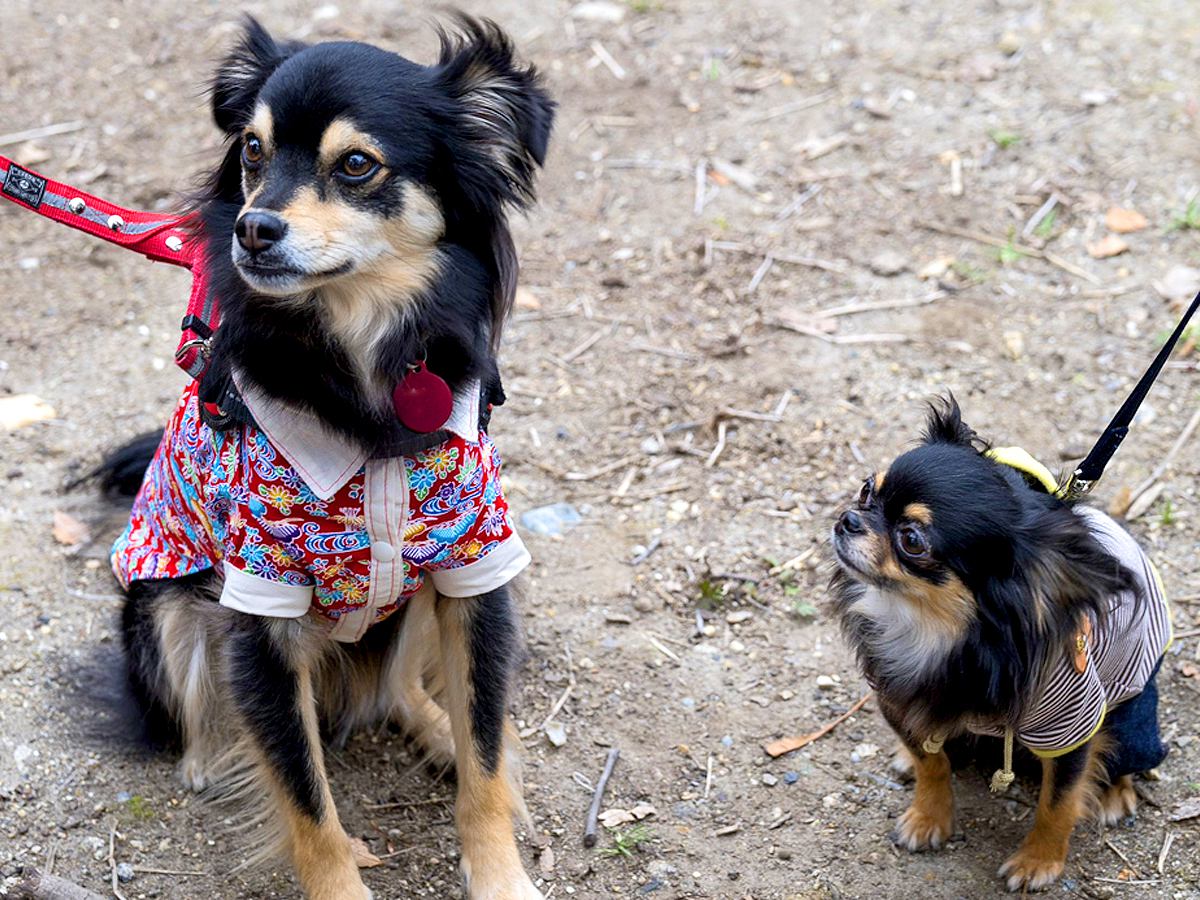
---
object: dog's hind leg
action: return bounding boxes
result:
[436,586,540,900]
[123,574,226,789]
[228,615,370,900]
[388,585,455,767]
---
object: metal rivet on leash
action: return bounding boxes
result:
[165,235,183,252]
[67,197,86,215]
[107,214,125,232]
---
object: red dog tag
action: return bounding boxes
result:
[392,362,453,433]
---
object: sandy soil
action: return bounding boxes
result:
[1,1,1199,898]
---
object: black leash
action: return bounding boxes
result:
[1060,289,1200,499]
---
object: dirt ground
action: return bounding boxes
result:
[2,0,1199,897]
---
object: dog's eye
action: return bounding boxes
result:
[337,152,378,180]
[857,478,873,507]
[896,526,929,558]
[242,135,264,168]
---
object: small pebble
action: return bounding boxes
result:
[869,250,908,277]
[116,863,135,884]
[783,772,799,785]
[816,675,837,690]
[725,610,753,624]
[761,773,778,787]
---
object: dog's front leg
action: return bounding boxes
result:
[999,742,1093,892]
[229,616,370,900]
[436,587,541,900]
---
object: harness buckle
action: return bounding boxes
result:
[174,337,211,364]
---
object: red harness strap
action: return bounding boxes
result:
[0,154,219,379]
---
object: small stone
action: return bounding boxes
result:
[725,610,753,624]
[640,436,662,454]
[604,612,633,624]
[997,31,1021,55]
[815,675,837,691]
[519,503,582,536]
[570,1,626,23]
[783,771,799,784]
[544,721,567,747]
[869,250,908,277]
[1080,88,1114,107]
[729,640,746,653]
[116,863,135,883]
[778,689,795,701]
[761,773,778,787]
[632,594,656,613]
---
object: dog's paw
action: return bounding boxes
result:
[1097,775,1138,827]
[465,873,542,900]
[892,803,953,851]
[998,849,1065,893]
[178,754,210,792]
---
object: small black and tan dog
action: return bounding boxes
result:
[830,398,1171,892]
[99,15,553,900]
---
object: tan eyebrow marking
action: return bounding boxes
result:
[904,503,933,526]
[318,118,386,169]
[245,104,274,150]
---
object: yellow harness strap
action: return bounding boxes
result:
[985,446,1061,495]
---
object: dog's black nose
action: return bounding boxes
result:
[838,509,865,535]
[235,211,287,254]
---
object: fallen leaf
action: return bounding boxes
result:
[52,511,90,547]
[0,394,56,430]
[917,256,955,280]
[1087,234,1129,259]
[1003,330,1025,360]
[629,802,658,820]
[1107,485,1133,519]
[1106,207,1148,233]
[514,287,540,310]
[1169,798,1200,822]
[350,837,382,868]
[598,808,636,828]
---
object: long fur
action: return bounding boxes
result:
[832,397,1138,739]
[100,16,551,897]
[195,14,553,454]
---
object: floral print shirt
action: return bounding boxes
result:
[112,378,529,642]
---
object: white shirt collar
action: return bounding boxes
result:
[234,371,482,502]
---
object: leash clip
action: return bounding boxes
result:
[1057,469,1092,501]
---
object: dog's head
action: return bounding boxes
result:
[205,16,553,338]
[830,396,1135,709]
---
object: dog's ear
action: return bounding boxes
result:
[922,393,979,448]
[433,15,555,210]
[210,17,304,134]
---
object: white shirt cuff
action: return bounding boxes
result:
[430,535,531,598]
[220,560,313,618]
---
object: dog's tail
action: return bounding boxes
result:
[72,430,163,498]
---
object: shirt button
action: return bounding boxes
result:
[372,541,396,563]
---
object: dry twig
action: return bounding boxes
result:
[15,868,105,900]
[583,748,621,847]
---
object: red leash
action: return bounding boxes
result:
[0,154,220,378]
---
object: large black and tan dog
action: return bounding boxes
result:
[101,16,553,900]
[830,399,1171,891]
